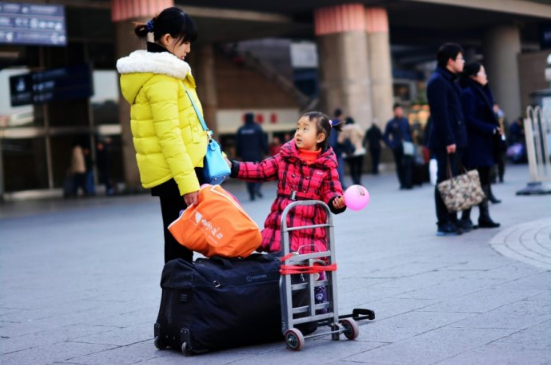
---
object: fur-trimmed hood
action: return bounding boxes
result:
[117,50,192,104]
[117,50,191,79]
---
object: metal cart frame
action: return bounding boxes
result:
[279,200,374,351]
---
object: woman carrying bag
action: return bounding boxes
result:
[458,62,500,231]
[117,7,209,263]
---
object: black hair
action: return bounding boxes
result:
[301,111,334,150]
[393,103,402,110]
[333,108,343,118]
[345,116,355,125]
[244,112,255,123]
[436,43,464,68]
[134,7,197,45]
[462,62,482,79]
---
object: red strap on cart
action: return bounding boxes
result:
[279,253,337,275]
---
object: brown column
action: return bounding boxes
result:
[366,7,394,129]
[315,4,373,129]
[193,45,219,135]
[115,19,146,192]
[112,0,174,192]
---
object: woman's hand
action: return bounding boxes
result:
[332,196,345,209]
[183,191,198,206]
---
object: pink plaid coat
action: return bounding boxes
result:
[234,141,345,253]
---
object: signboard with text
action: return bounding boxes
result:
[10,64,93,107]
[0,2,66,46]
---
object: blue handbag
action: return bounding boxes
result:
[184,86,230,185]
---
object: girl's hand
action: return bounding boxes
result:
[183,191,198,206]
[332,196,345,209]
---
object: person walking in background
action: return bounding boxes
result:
[364,121,383,175]
[117,7,209,264]
[83,146,96,196]
[383,103,413,190]
[70,142,87,197]
[96,138,115,196]
[269,136,282,156]
[493,103,507,183]
[236,112,269,200]
[339,117,366,185]
[329,108,347,189]
[426,43,467,236]
[458,62,501,230]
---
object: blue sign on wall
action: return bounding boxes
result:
[10,64,94,107]
[0,2,66,46]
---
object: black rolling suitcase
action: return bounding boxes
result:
[154,254,284,355]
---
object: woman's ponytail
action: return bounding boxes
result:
[134,18,155,39]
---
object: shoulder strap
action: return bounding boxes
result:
[182,83,212,137]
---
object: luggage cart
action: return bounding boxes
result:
[279,200,375,351]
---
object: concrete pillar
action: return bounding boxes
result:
[365,7,393,128]
[483,24,522,120]
[115,19,147,192]
[315,4,373,129]
[192,45,219,135]
[112,0,174,192]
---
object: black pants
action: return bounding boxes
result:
[434,149,462,228]
[392,147,413,189]
[346,155,364,185]
[160,197,192,264]
[155,168,205,264]
[246,182,262,200]
[369,148,380,174]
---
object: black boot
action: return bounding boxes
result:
[488,184,501,204]
[478,186,500,228]
[459,208,473,232]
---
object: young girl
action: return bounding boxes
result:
[230,111,346,254]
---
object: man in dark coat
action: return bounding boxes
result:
[384,103,413,189]
[426,43,467,236]
[364,121,383,175]
[236,112,269,200]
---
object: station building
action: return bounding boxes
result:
[1,0,550,199]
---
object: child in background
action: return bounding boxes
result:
[229,111,346,311]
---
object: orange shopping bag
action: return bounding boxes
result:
[168,184,262,258]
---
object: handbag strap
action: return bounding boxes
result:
[445,153,468,179]
[182,84,212,139]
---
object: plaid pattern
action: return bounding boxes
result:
[237,141,345,253]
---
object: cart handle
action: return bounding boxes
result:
[279,200,333,256]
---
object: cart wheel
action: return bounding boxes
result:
[340,318,360,340]
[284,328,305,351]
[153,336,166,350]
[181,342,191,355]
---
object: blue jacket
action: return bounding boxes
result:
[460,79,498,167]
[427,67,468,150]
[383,117,412,149]
[236,121,268,161]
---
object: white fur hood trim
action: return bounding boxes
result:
[116,50,191,79]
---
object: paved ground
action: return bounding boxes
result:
[1,164,550,365]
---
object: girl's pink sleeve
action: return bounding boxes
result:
[236,155,280,182]
[321,167,346,214]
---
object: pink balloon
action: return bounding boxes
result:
[344,185,370,211]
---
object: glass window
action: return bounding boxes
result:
[92,70,119,125]
[2,138,48,192]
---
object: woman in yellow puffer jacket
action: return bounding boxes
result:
[117,7,208,264]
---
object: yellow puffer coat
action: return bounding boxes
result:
[117,50,208,196]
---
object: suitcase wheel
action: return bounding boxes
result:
[284,328,305,351]
[339,318,360,340]
[181,342,191,356]
[154,336,166,350]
